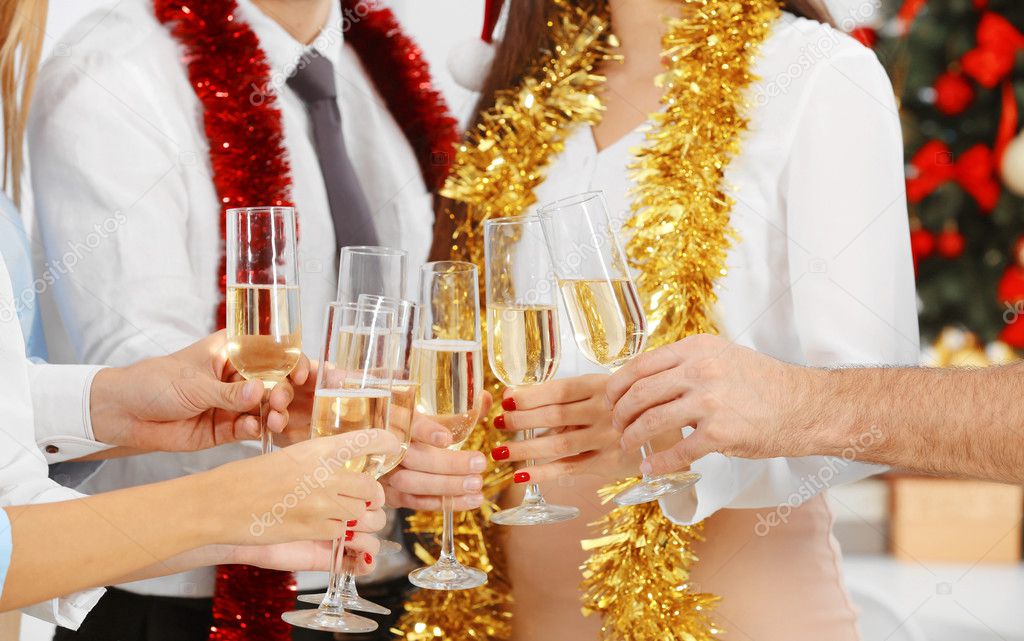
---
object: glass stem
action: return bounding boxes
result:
[639,441,655,482]
[259,383,274,455]
[319,536,347,613]
[339,559,360,598]
[439,495,456,564]
[522,428,544,505]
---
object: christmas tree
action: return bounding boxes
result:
[869,0,1024,347]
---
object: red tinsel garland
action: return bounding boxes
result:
[154,3,295,639]
[342,0,460,189]
[153,1,458,640]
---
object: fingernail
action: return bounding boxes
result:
[345,530,354,541]
[501,397,517,411]
[491,445,510,461]
[514,471,530,483]
[432,432,451,447]
[639,461,652,476]
[346,520,357,527]
[244,380,261,398]
[365,501,372,508]
[469,493,484,507]
[463,476,483,491]
[469,453,487,472]
[493,414,506,429]
[364,552,373,564]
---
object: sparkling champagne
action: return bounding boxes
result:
[376,380,419,475]
[414,339,483,449]
[487,304,560,387]
[558,278,646,369]
[226,284,302,385]
[310,388,392,474]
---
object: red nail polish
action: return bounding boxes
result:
[514,471,530,483]
[502,397,517,411]
[345,530,354,541]
[364,552,373,565]
[491,445,510,461]
[346,520,357,527]
[493,414,506,429]
[365,501,372,508]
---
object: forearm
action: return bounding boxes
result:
[0,474,214,611]
[808,364,1024,484]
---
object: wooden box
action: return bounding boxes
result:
[890,477,1023,564]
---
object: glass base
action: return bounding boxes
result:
[297,592,391,615]
[612,471,701,506]
[281,607,378,633]
[378,539,403,557]
[489,501,580,526]
[408,559,487,591]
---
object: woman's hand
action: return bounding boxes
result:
[491,375,641,484]
[211,429,399,546]
[381,392,492,511]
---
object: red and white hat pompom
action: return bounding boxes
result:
[447,0,505,92]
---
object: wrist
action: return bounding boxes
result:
[89,367,134,447]
[793,366,854,458]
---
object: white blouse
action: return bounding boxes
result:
[0,252,103,628]
[527,13,919,524]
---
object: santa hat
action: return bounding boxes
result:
[447,0,505,92]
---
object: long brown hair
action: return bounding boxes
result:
[0,0,48,207]
[429,0,834,259]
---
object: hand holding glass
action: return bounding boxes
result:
[537,192,700,506]
[484,216,579,526]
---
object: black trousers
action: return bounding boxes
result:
[54,578,414,641]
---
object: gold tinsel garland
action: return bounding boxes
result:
[580,2,779,639]
[397,1,780,639]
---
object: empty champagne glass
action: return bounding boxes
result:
[298,295,420,613]
[407,261,487,591]
[281,302,394,633]
[337,245,408,303]
[536,192,700,506]
[225,206,302,454]
[484,216,580,526]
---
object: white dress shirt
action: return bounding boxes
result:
[29,0,433,597]
[0,252,104,628]
[527,13,919,524]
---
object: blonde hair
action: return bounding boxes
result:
[0,0,48,207]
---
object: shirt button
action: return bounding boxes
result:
[45,445,59,454]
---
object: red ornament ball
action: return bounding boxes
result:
[997,264,1024,303]
[933,71,975,116]
[910,227,936,259]
[936,228,966,258]
[849,27,878,48]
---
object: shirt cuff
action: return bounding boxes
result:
[29,363,113,463]
[21,588,105,630]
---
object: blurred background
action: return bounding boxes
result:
[17,1,1024,640]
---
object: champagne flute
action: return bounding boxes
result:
[407,261,487,591]
[536,192,700,506]
[225,206,302,454]
[337,245,408,303]
[282,302,395,634]
[298,295,420,613]
[484,216,580,526]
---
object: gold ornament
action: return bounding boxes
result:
[397,1,780,639]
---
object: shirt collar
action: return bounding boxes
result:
[234,0,345,78]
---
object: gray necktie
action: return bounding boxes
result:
[287,50,378,250]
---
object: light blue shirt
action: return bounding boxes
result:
[0,193,46,360]
[0,508,10,599]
